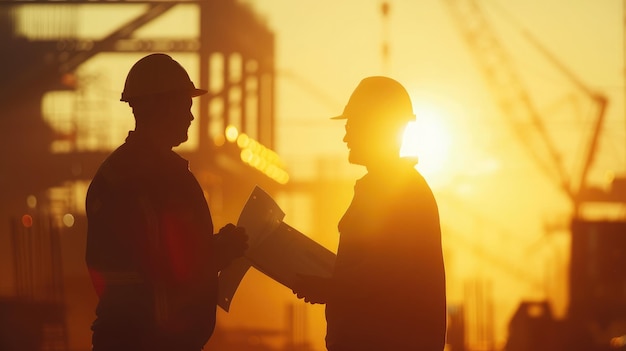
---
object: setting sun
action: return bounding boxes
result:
[400,104,452,179]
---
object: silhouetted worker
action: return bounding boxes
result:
[85,53,247,351]
[292,76,447,351]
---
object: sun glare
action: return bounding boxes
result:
[400,104,452,179]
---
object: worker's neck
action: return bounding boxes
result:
[365,156,416,175]
[130,127,174,151]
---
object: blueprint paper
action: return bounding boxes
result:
[217,186,336,311]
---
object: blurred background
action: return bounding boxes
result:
[0,0,625,351]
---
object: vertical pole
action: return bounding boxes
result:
[380,2,390,75]
[198,1,210,151]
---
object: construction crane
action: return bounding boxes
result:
[443,1,626,351]
[443,0,612,217]
[0,2,286,350]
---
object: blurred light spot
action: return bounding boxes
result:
[26,195,37,209]
[213,134,225,147]
[610,335,626,349]
[225,125,239,142]
[63,213,75,227]
[236,134,289,184]
[240,148,254,163]
[21,214,33,228]
[237,133,250,148]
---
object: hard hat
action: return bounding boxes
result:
[120,53,207,102]
[332,76,415,124]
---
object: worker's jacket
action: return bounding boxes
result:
[326,160,447,351]
[86,131,217,349]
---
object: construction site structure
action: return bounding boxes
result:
[0,1,303,350]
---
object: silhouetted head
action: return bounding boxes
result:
[333,76,415,168]
[121,53,207,148]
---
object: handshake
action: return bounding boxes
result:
[215,222,332,305]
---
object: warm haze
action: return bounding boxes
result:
[2,1,625,350]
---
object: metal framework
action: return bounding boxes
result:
[0,0,279,207]
[0,3,281,349]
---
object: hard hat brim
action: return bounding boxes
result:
[191,88,208,98]
[330,113,416,121]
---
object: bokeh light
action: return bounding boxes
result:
[225,125,239,143]
[21,214,33,228]
[63,213,75,228]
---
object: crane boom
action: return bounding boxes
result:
[519,28,609,206]
[443,0,575,202]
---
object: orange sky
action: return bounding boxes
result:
[14,1,626,349]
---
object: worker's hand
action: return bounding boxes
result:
[215,223,248,270]
[292,274,331,304]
